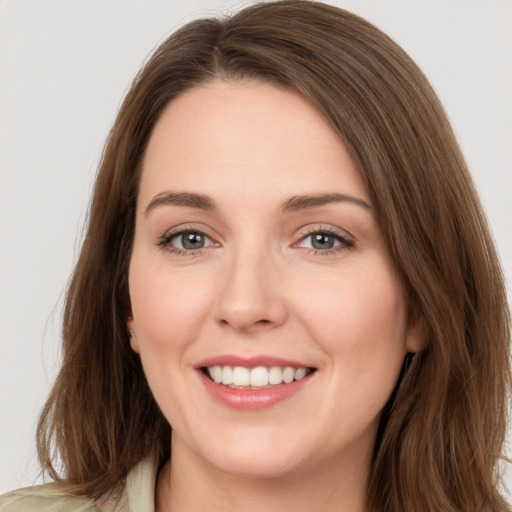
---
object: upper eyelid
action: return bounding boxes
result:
[161,224,216,240]
[163,231,216,249]
[161,226,351,238]
[157,223,355,247]
[296,232,353,247]
[158,229,217,256]
[295,224,354,241]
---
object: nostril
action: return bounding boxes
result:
[217,316,274,330]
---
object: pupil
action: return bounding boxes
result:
[183,232,204,250]
[312,233,334,250]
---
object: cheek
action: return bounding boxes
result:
[300,262,406,339]
[127,259,215,421]
[294,259,408,387]
[129,260,213,351]
[127,264,216,432]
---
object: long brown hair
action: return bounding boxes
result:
[37,1,511,510]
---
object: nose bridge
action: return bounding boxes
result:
[214,233,286,331]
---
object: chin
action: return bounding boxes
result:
[190,430,306,480]
[211,449,301,480]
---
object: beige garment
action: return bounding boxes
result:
[0,458,157,512]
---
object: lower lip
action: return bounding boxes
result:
[199,371,312,411]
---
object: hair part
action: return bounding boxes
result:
[37,2,511,510]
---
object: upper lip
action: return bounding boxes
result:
[196,355,315,369]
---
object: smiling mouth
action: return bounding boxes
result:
[202,365,316,389]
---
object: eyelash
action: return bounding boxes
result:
[157,226,354,257]
[295,227,354,256]
[157,227,214,257]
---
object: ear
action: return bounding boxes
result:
[126,316,140,354]
[405,315,425,354]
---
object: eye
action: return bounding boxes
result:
[171,231,212,250]
[159,230,214,253]
[296,229,353,253]
[302,232,339,250]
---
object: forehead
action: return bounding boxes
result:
[139,79,369,206]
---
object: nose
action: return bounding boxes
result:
[213,246,288,333]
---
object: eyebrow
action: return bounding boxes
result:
[144,191,216,217]
[279,193,371,213]
[144,190,371,217]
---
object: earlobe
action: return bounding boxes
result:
[126,316,140,354]
[406,317,425,354]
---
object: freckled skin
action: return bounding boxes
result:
[127,80,421,510]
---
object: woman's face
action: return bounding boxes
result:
[128,79,421,480]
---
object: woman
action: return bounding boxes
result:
[1,1,510,511]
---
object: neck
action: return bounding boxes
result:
[156,435,373,512]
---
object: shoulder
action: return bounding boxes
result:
[0,483,98,512]
[0,457,157,512]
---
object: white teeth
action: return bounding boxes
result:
[250,367,269,387]
[221,366,233,385]
[232,366,250,386]
[268,366,283,385]
[212,365,222,384]
[206,365,312,388]
[294,368,307,381]
[282,367,295,384]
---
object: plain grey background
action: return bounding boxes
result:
[1,0,511,497]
